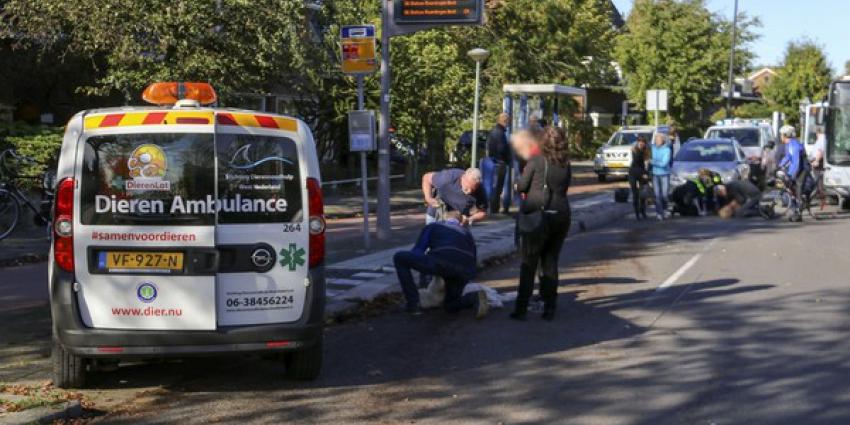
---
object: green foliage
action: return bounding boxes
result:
[614,0,758,127]
[763,40,833,126]
[480,0,619,119]
[709,102,773,123]
[0,123,62,180]
[2,0,314,102]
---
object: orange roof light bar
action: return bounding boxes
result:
[142,82,217,106]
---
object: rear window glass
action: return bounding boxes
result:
[676,143,736,162]
[80,133,216,226]
[80,133,303,226]
[706,128,760,147]
[216,134,302,224]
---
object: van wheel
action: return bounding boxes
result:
[52,340,87,389]
[597,174,607,182]
[285,335,323,380]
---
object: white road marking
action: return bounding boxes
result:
[352,272,386,279]
[327,278,364,286]
[656,239,718,291]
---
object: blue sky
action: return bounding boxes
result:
[611,0,850,73]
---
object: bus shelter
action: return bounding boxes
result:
[482,84,587,213]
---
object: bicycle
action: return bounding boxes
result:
[0,149,56,241]
[759,169,813,222]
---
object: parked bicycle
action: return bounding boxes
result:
[0,149,55,241]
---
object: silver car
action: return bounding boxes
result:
[670,139,750,187]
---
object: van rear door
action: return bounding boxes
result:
[74,126,219,331]
[214,122,309,326]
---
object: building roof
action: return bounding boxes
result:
[748,67,779,81]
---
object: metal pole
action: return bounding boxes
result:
[377,2,392,239]
[357,75,370,251]
[726,0,739,117]
[471,60,482,168]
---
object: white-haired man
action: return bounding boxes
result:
[422,167,488,225]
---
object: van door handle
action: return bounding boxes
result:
[190,249,219,275]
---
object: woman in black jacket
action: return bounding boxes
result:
[511,127,572,321]
[628,136,650,220]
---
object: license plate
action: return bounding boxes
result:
[607,162,628,168]
[99,251,184,274]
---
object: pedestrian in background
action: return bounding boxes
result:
[811,126,827,210]
[628,135,650,220]
[486,113,511,214]
[512,127,572,321]
[650,133,673,220]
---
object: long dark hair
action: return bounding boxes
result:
[540,126,570,167]
[633,135,649,160]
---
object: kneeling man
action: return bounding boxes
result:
[717,179,762,218]
[393,210,488,318]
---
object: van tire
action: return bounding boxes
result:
[597,174,607,182]
[285,335,323,380]
[52,340,87,389]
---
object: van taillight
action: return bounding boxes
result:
[306,178,325,268]
[54,178,75,272]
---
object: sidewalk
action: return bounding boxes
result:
[324,191,631,317]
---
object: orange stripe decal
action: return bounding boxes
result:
[142,112,167,125]
[255,115,278,128]
[99,114,125,127]
[217,113,238,125]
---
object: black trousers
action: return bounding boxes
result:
[628,173,647,217]
[490,160,507,213]
[516,213,570,312]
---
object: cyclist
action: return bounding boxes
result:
[778,125,809,221]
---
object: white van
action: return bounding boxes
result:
[49,83,326,388]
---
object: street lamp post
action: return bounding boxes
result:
[726,0,740,117]
[468,48,490,168]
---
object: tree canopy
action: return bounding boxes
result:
[614,0,758,128]
[763,40,833,125]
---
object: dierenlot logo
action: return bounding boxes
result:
[126,144,171,191]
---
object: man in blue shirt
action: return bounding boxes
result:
[779,125,809,217]
[393,210,488,318]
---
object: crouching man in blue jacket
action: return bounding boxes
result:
[393,210,489,318]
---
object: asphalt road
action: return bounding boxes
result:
[81,210,850,424]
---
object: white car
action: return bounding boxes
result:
[594,126,654,181]
[49,82,326,388]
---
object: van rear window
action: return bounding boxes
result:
[80,133,216,226]
[79,133,303,226]
[216,134,302,224]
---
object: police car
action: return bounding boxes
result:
[49,83,326,388]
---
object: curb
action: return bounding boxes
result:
[325,201,632,321]
[0,400,82,425]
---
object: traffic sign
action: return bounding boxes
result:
[646,89,668,112]
[349,110,376,152]
[341,25,377,75]
[394,0,484,25]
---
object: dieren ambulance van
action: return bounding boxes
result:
[49,83,326,388]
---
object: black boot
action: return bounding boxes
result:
[510,301,528,321]
[541,278,558,321]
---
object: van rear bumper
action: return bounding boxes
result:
[50,266,326,358]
